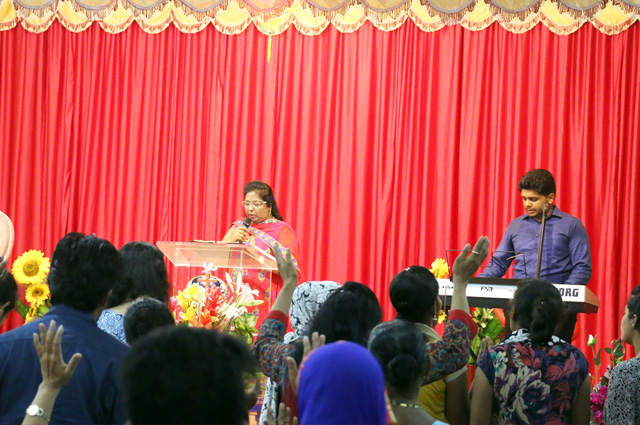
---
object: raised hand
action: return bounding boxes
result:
[452,236,490,284]
[286,332,325,394]
[273,248,297,286]
[33,320,82,390]
[265,403,299,425]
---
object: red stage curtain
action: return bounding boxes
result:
[1,21,639,359]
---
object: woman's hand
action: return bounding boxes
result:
[265,403,299,425]
[269,248,298,314]
[452,236,490,284]
[33,320,82,391]
[286,332,325,394]
[273,248,297,287]
[222,226,249,243]
[449,236,490,314]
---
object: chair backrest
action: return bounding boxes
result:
[0,211,15,260]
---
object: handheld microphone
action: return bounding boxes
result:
[237,217,252,243]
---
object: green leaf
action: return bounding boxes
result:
[16,299,29,319]
[604,347,614,355]
[481,316,505,341]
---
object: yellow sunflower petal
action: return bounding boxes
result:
[25,282,51,307]
[11,250,51,285]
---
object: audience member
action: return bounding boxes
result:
[0,232,128,424]
[368,320,443,425]
[470,278,590,424]
[389,237,489,424]
[604,285,640,425]
[98,241,169,343]
[0,255,18,325]
[123,297,175,344]
[305,280,382,347]
[259,280,340,425]
[253,249,382,422]
[297,341,386,425]
[122,326,256,424]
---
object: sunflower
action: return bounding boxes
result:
[25,282,50,307]
[11,250,50,285]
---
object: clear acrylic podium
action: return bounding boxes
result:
[156,241,278,300]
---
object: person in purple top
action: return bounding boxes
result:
[480,169,592,340]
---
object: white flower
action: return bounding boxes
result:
[588,334,597,347]
[202,262,218,274]
[222,304,247,319]
[238,283,260,305]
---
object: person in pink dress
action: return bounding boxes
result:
[221,180,302,323]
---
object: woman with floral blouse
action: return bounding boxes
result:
[470,278,590,425]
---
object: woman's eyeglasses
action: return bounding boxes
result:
[242,201,267,208]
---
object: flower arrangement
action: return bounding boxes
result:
[468,307,505,364]
[588,334,625,425]
[171,268,264,345]
[11,250,51,322]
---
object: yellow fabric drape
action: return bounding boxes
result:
[0,0,636,34]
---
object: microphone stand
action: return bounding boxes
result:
[535,204,549,278]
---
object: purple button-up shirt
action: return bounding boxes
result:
[479,206,592,285]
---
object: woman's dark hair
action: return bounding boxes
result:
[306,281,382,347]
[244,181,282,221]
[122,327,256,425]
[511,278,567,345]
[124,297,176,344]
[517,169,556,197]
[107,241,170,308]
[368,320,429,392]
[389,266,439,323]
[626,285,640,331]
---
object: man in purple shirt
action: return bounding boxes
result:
[480,169,592,340]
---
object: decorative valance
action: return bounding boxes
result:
[0,0,636,34]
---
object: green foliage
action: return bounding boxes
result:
[15,299,29,319]
[468,308,505,365]
[231,313,258,346]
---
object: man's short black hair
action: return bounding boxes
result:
[123,298,175,344]
[48,233,123,312]
[518,169,556,197]
[122,326,256,424]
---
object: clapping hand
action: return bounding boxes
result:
[33,320,82,391]
[286,331,325,395]
[452,236,490,284]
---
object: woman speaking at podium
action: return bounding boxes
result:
[221,181,302,322]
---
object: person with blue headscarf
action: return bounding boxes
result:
[297,341,387,425]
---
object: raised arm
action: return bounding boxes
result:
[451,236,490,313]
[424,236,489,383]
[251,249,298,384]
